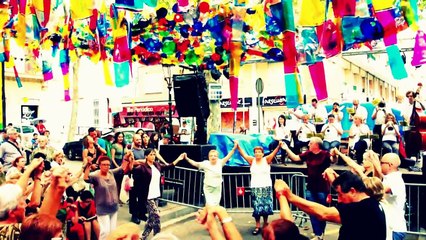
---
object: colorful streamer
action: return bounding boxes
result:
[299,0,326,27]
[332,0,356,18]
[229,41,243,110]
[411,30,426,67]
[375,9,397,46]
[309,61,328,101]
[386,45,407,80]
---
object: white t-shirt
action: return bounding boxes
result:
[354,105,368,122]
[147,166,161,200]
[179,126,191,143]
[309,105,328,125]
[250,157,272,188]
[297,123,316,142]
[381,124,399,142]
[349,123,371,148]
[373,108,387,125]
[382,171,407,233]
[321,123,342,142]
[274,125,292,141]
[199,159,226,187]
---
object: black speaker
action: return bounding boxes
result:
[173,73,210,118]
[159,144,216,167]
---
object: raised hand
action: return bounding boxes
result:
[274,179,290,196]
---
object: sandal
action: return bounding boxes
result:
[252,227,261,235]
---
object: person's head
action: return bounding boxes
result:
[6,128,18,141]
[37,135,48,148]
[0,184,25,223]
[277,115,286,127]
[162,134,171,144]
[52,151,65,165]
[263,219,309,240]
[114,132,125,145]
[32,132,38,139]
[150,132,160,142]
[308,137,322,151]
[363,177,384,201]
[107,222,141,240]
[406,90,416,103]
[20,213,63,240]
[132,133,142,148]
[182,121,187,126]
[353,114,363,125]
[362,151,377,172]
[82,135,95,148]
[88,127,98,140]
[385,113,397,124]
[353,99,360,106]
[253,146,265,159]
[38,120,44,124]
[311,98,318,107]
[136,128,144,136]
[44,130,50,137]
[145,148,156,164]
[302,114,309,123]
[79,190,94,208]
[142,133,151,147]
[208,150,219,165]
[327,114,335,123]
[97,155,111,174]
[12,156,26,168]
[380,153,400,175]
[333,102,340,110]
[332,171,367,204]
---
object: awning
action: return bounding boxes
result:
[121,105,179,118]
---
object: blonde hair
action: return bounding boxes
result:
[107,223,140,240]
[363,177,384,201]
[52,151,64,161]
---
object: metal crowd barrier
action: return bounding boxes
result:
[160,167,425,236]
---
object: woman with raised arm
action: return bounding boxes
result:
[185,141,238,206]
[236,140,282,235]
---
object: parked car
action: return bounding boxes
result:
[14,125,40,141]
[63,127,155,160]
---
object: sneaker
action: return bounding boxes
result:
[130,215,140,224]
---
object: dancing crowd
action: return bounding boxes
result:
[0,91,416,240]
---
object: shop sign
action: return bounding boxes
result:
[261,96,286,107]
[123,105,178,117]
[220,98,252,108]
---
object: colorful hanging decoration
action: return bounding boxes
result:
[309,61,328,101]
[411,30,426,67]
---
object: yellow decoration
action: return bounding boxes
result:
[244,4,266,33]
[15,14,26,47]
[70,0,94,20]
[103,60,113,86]
[371,0,394,11]
[298,0,326,27]
[23,97,28,103]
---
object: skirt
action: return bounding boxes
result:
[251,186,273,218]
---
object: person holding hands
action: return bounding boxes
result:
[185,141,238,206]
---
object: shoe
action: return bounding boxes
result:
[130,215,140,224]
[139,214,148,222]
[252,227,261,235]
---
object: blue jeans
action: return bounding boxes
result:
[305,190,328,236]
[323,141,340,151]
[393,232,406,240]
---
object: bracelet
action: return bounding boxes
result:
[275,190,286,199]
[221,217,232,224]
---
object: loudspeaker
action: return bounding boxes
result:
[159,144,216,168]
[173,74,210,118]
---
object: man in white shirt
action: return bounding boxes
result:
[309,98,328,133]
[349,99,368,123]
[321,114,343,151]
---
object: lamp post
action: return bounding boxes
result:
[162,64,173,137]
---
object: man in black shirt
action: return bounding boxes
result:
[274,171,386,240]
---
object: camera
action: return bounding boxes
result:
[378,102,385,108]
[334,108,338,112]
[326,129,330,132]
[388,127,394,131]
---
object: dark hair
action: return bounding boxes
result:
[97,155,111,165]
[150,132,160,149]
[406,90,416,98]
[113,132,126,148]
[33,152,47,160]
[327,114,335,118]
[333,102,339,106]
[80,190,94,201]
[88,127,96,134]
[263,219,309,240]
[332,171,366,193]
[311,98,318,103]
[144,148,156,156]
[141,133,151,148]
[277,115,286,127]
[136,128,144,135]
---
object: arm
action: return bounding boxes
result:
[335,148,366,179]
[171,153,185,166]
[16,157,44,192]
[322,167,339,185]
[281,142,301,162]
[221,142,238,166]
[185,153,201,168]
[196,209,226,240]
[95,143,107,155]
[28,168,43,208]
[155,150,169,165]
[235,141,254,165]
[39,166,68,216]
[265,141,282,164]
[371,108,377,120]
[278,179,341,223]
[212,206,243,240]
[274,179,293,221]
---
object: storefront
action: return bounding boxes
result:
[114,104,179,131]
[220,98,252,133]
[261,95,288,132]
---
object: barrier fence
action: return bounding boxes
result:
[161,167,425,235]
